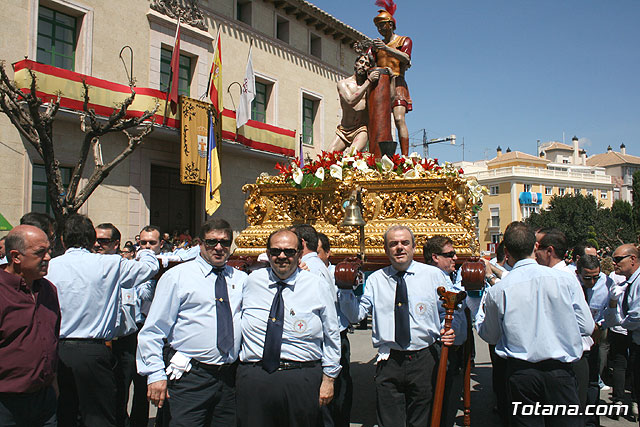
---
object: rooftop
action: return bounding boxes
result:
[586,150,640,167]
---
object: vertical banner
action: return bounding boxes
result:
[206,111,222,215]
[180,97,212,185]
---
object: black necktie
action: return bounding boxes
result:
[262,281,287,373]
[213,267,234,355]
[394,271,410,348]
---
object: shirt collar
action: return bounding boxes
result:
[65,247,91,254]
[512,258,538,269]
[388,260,417,277]
[268,267,299,288]
[627,266,640,285]
[195,254,227,277]
[301,252,318,262]
[0,268,42,293]
[551,260,567,270]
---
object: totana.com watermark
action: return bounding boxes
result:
[512,401,629,417]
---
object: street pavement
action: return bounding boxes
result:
[347,328,638,426]
[143,327,637,426]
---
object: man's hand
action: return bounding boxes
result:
[373,38,387,51]
[318,374,335,406]
[441,328,456,346]
[299,260,310,271]
[148,380,169,408]
[368,70,381,83]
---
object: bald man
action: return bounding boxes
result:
[0,225,60,427]
[606,244,640,414]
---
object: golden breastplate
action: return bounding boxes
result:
[376,36,407,76]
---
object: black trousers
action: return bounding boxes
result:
[630,343,640,409]
[0,386,57,427]
[236,362,323,427]
[113,331,149,427]
[320,331,353,427]
[506,358,581,427]
[374,345,439,427]
[164,361,236,427]
[489,345,509,426]
[608,330,631,402]
[57,339,117,427]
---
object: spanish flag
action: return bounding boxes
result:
[206,112,222,215]
[208,30,223,115]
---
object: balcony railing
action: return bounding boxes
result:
[474,166,612,185]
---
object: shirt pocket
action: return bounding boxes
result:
[121,288,136,306]
[286,312,318,339]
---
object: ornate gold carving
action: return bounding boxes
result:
[235,174,480,257]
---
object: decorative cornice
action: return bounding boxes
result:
[149,0,207,31]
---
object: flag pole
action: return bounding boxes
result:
[163,15,181,126]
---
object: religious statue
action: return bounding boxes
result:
[328,53,380,153]
[372,0,412,156]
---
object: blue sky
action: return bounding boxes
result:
[310,0,640,162]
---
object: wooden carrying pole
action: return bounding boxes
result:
[430,287,467,427]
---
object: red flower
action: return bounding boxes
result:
[458,168,464,174]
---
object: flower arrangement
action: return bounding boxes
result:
[274,150,465,187]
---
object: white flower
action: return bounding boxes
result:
[329,164,343,180]
[403,168,419,179]
[354,159,369,171]
[315,167,325,181]
[414,163,425,174]
[403,156,413,166]
[381,155,394,172]
[292,168,303,185]
[409,152,422,161]
[342,156,355,165]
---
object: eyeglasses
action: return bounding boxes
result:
[140,240,158,246]
[204,239,232,248]
[437,251,457,258]
[96,238,114,245]
[268,248,298,257]
[613,254,632,264]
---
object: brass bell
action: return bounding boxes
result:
[342,199,366,226]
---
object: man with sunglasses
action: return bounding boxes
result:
[605,244,640,417]
[137,218,245,426]
[423,235,468,427]
[46,214,159,427]
[237,229,341,426]
[339,225,455,426]
[94,223,121,255]
[574,254,611,427]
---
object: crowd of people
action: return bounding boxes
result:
[1,211,639,427]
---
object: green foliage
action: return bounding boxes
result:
[525,193,637,249]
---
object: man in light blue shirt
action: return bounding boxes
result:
[46,214,159,427]
[575,254,611,427]
[338,225,455,427]
[604,244,640,414]
[477,222,594,426]
[137,218,246,426]
[237,229,341,426]
[423,235,468,427]
[290,224,334,292]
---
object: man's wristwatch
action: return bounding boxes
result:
[486,274,497,282]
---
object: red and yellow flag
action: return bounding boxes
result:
[208,31,223,115]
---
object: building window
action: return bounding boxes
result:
[160,47,192,97]
[310,33,321,59]
[558,187,566,196]
[545,186,552,195]
[276,15,289,43]
[586,188,593,196]
[490,207,500,228]
[601,190,608,200]
[489,185,499,195]
[523,183,532,192]
[32,164,72,215]
[521,204,540,219]
[37,6,77,71]
[237,0,252,25]
[251,81,268,123]
[302,97,317,145]
[574,188,580,195]
[491,234,502,244]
